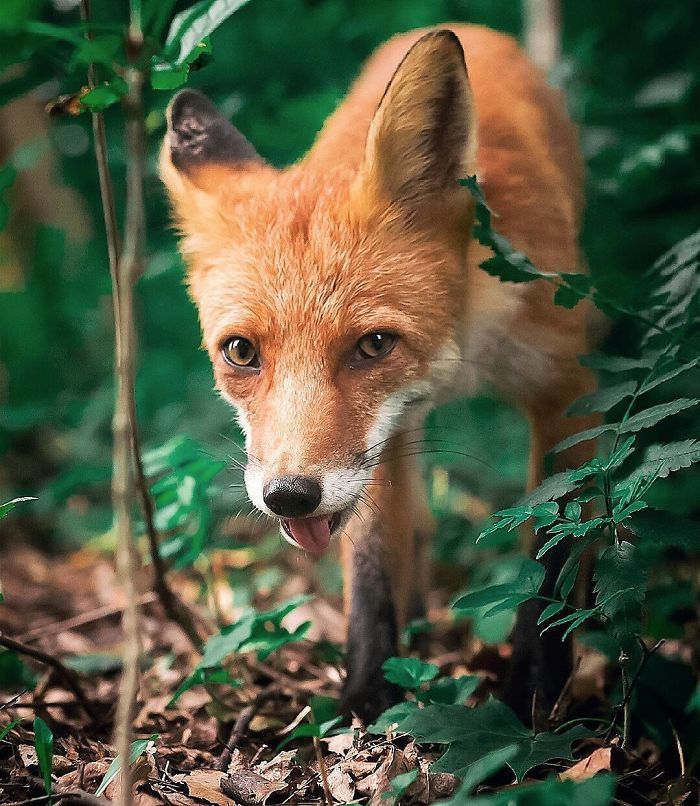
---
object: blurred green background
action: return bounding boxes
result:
[0,0,698,614]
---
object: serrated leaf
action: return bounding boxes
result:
[33,717,53,801]
[521,472,586,506]
[620,398,699,432]
[594,542,646,638]
[95,734,158,797]
[554,424,616,453]
[382,657,439,689]
[400,698,591,782]
[567,380,637,415]
[640,356,700,393]
[626,439,700,483]
[579,353,657,371]
[537,601,566,626]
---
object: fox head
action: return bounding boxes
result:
[161,31,476,553]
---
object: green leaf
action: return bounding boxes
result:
[0,649,38,689]
[80,78,128,111]
[198,596,311,672]
[420,675,481,705]
[438,745,519,802]
[95,734,158,797]
[382,657,439,689]
[382,768,418,803]
[579,353,657,372]
[594,542,646,640]
[620,398,699,433]
[0,720,19,741]
[566,380,637,415]
[554,424,616,453]
[537,601,566,626]
[33,716,53,801]
[436,773,616,805]
[400,698,591,782]
[277,716,344,750]
[168,667,240,707]
[367,701,419,734]
[626,439,700,483]
[164,0,252,65]
[0,496,36,520]
[640,356,700,393]
[454,559,545,613]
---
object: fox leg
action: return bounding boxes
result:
[506,367,599,726]
[340,435,429,720]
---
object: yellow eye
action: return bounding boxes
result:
[356,332,397,361]
[221,337,259,368]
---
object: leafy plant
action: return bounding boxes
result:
[95,734,159,797]
[170,595,312,705]
[33,716,53,803]
[458,178,699,744]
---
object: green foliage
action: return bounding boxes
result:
[437,773,615,806]
[382,657,439,689]
[33,716,53,802]
[453,558,546,618]
[399,698,591,782]
[95,734,159,797]
[144,436,227,568]
[172,596,312,705]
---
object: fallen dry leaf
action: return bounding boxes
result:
[220,769,288,804]
[173,769,234,806]
[560,746,625,781]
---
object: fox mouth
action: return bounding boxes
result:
[280,510,347,555]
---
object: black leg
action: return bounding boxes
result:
[342,531,403,722]
[505,537,571,728]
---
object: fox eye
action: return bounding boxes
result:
[355,332,397,361]
[222,337,260,369]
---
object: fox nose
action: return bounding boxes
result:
[263,476,322,517]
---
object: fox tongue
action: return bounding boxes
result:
[285,516,331,554]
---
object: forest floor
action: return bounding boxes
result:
[0,544,694,805]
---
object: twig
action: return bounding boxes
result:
[619,651,631,750]
[0,634,98,721]
[110,10,149,805]
[604,638,665,745]
[216,687,280,773]
[16,593,159,644]
[313,735,334,806]
[549,655,582,723]
[7,782,110,806]
[79,0,204,657]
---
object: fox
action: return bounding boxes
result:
[160,25,600,723]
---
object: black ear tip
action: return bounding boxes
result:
[168,89,220,132]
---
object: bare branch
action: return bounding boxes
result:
[0,633,98,722]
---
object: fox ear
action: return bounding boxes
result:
[161,89,262,195]
[360,30,476,215]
